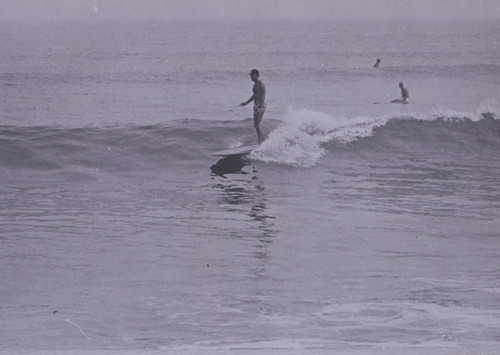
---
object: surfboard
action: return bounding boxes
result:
[391,99,408,104]
[212,144,258,157]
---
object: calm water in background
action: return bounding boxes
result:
[1,19,500,354]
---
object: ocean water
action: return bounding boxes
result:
[1,18,500,354]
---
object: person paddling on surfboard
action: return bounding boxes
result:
[240,69,266,143]
[399,82,409,103]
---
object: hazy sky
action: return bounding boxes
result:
[0,0,499,22]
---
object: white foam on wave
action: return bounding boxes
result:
[428,98,500,122]
[250,101,499,168]
[250,108,391,168]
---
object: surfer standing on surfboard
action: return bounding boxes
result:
[240,69,266,143]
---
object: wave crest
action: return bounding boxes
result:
[250,105,499,168]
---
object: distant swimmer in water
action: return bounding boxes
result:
[399,82,409,103]
[240,69,266,143]
[373,58,381,68]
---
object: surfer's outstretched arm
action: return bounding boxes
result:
[240,95,255,106]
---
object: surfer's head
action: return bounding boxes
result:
[249,69,260,78]
[399,82,404,88]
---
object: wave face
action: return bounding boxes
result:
[1,107,498,174]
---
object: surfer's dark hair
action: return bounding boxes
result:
[250,69,259,76]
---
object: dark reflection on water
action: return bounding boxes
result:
[210,160,277,273]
